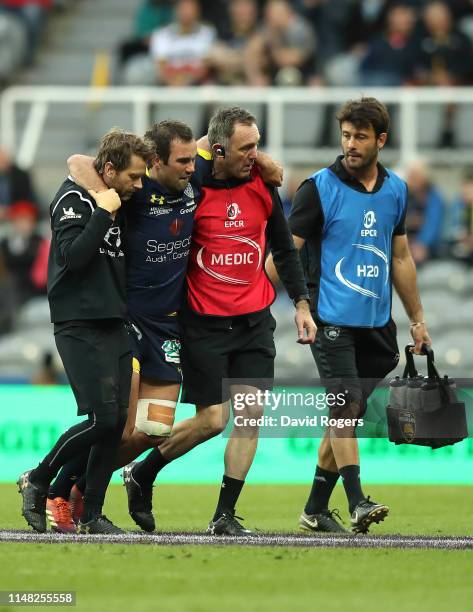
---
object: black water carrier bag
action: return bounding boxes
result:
[386,344,468,449]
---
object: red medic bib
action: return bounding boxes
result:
[187,170,275,316]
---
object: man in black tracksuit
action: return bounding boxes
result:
[18,129,155,535]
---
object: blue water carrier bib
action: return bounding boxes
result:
[312,167,407,327]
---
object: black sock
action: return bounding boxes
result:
[81,420,125,523]
[48,451,89,500]
[304,466,339,515]
[213,475,245,521]
[133,448,170,487]
[339,465,365,514]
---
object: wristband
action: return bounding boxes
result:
[410,321,426,328]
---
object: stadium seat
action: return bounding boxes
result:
[0,12,26,83]
[416,260,468,294]
[151,104,206,139]
[0,328,59,379]
[453,104,473,148]
[417,105,444,148]
[283,105,324,147]
[425,331,473,375]
[16,297,51,331]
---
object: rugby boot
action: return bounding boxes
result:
[17,470,47,532]
[69,484,84,525]
[122,462,155,532]
[299,509,350,534]
[46,497,76,533]
[78,515,124,535]
[350,496,389,534]
[206,511,255,536]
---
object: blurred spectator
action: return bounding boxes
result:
[117,0,174,84]
[31,350,63,385]
[0,10,27,82]
[200,0,232,38]
[0,200,47,307]
[360,3,420,86]
[0,0,52,65]
[297,0,365,74]
[0,146,38,224]
[209,0,259,85]
[149,0,216,86]
[449,167,473,264]
[415,1,473,85]
[245,0,317,86]
[405,159,445,265]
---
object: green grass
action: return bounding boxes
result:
[1,484,472,612]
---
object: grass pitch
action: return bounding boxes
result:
[1,483,472,612]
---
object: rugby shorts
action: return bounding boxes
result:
[311,317,399,417]
[126,312,182,383]
[180,310,277,406]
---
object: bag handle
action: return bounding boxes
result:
[403,344,440,381]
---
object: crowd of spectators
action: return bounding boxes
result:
[0,0,74,82]
[0,145,47,334]
[117,0,473,87]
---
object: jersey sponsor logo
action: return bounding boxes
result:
[146,236,191,262]
[180,204,197,214]
[334,243,388,299]
[324,326,340,341]
[196,235,262,285]
[361,210,377,236]
[59,206,82,221]
[149,206,172,216]
[162,339,181,364]
[169,219,184,236]
[104,226,121,249]
[100,226,124,257]
[147,237,191,254]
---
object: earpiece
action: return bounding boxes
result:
[213,144,226,158]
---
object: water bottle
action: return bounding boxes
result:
[389,375,407,410]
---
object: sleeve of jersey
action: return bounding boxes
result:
[266,187,309,300]
[193,150,213,186]
[393,181,408,236]
[51,193,113,272]
[288,179,323,240]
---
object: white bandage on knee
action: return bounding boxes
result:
[135,398,176,437]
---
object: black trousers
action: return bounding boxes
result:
[33,320,131,513]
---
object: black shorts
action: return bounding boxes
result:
[180,311,276,406]
[126,312,181,383]
[311,318,399,417]
[54,320,132,417]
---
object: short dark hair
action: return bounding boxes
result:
[208,106,256,149]
[336,97,390,137]
[93,128,155,173]
[144,120,194,164]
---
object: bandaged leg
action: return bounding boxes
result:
[135,398,176,436]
